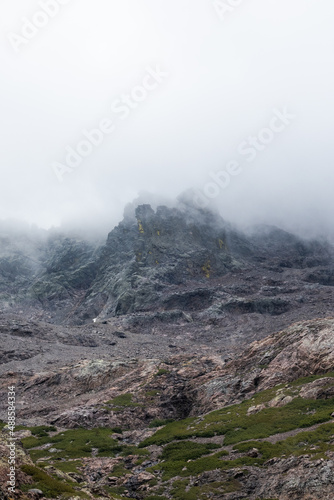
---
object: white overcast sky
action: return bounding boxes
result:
[0,0,334,237]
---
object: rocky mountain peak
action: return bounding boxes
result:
[0,202,333,330]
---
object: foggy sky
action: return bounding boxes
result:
[1,0,334,238]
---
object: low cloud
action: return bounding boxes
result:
[0,0,333,240]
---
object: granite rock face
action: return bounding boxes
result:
[1,203,333,335]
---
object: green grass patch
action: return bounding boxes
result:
[108,393,142,410]
[29,449,56,462]
[149,449,234,480]
[289,372,334,387]
[220,479,242,493]
[141,378,334,447]
[233,422,334,460]
[22,427,122,459]
[104,485,127,497]
[170,478,241,500]
[108,464,128,478]
[154,452,259,480]
[155,369,169,376]
[29,425,57,437]
[161,441,220,461]
[111,427,123,434]
[145,496,168,500]
[145,390,160,397]
[170,479,199,500]
[221,397,334,445]
[20,464,86,498]
[120,445,149,457]
[139,417,196,447]
[54,460,83,474]
[149,418,175,428]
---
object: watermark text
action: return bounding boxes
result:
[194,107,296,207]
[53,65,169,182]
[7,386,16,494]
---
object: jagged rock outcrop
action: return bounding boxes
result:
[74,204,251,322]
[196,318,334,411]
[1,203,333,330]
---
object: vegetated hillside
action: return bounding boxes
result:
[1,202,334,499]
[1,318,334,499]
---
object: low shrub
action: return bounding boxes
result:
[161,441,220,461]
[20,464,83,498]
[29,425,57,437]
[149,418,175,428]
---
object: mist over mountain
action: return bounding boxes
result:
[1,2,334,499]
[1,199,333,338]
[1,199,334,499]
[1,1,334,237]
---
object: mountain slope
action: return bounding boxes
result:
[1,318,334,499]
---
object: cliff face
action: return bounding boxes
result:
[1,204,333,334]
[0,205,333,322]
[78,204,333,322]
[78,204,254,321]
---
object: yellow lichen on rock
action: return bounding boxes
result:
[137,219,144,234]
[218,239,226,250]
[202,261,211,278]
